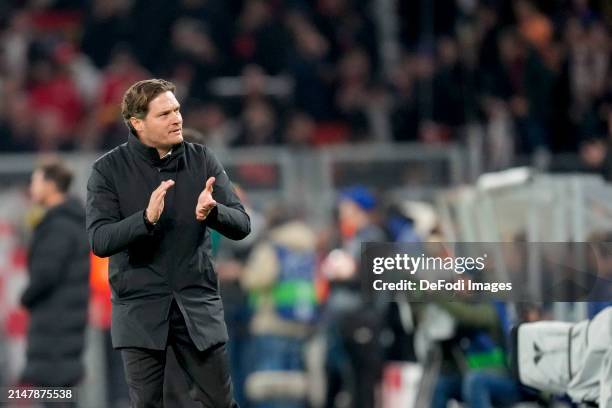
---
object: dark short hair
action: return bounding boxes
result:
[36,158,73,193]
[121,79,176,133]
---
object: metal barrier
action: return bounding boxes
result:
[315,143,466,223]
[438,172,612,243]
[437,171,612,321]
[0,142,467,222]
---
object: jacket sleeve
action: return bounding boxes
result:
[204,149,251,240]
[21,220,71,309]
[86,164,154,257]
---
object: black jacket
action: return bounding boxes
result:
[86,133,250,351]
[21,198,90,386]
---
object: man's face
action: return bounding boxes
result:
[132,91,183,150]
[30,169,52,205]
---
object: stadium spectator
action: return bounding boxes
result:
[430,301,523,408]
[284,111,316,148]
[241,212,318,408]
[286,11,334,121]
[321,186,387,408]
[233,0,289,75]
[26,57,84,150]
[235,97,280,146]
[216,185,267,407]
[86,46,148,150]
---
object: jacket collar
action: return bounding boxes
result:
[127,131,185,167]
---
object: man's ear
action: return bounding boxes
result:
[130,117,144,133]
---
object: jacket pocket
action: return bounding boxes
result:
[198,254,217,292]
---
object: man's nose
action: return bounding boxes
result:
[172,112,182,124]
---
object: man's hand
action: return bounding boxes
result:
[146,180,175,224]
[196,177,217,221]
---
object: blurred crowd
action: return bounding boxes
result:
[0,0,611,167]
[211,185,612,408]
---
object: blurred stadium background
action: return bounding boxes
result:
[0,0,611,407]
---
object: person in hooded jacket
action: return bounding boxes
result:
[86,78,250,408]
[20,158,90,395]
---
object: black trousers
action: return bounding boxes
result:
[120,300,238,408]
